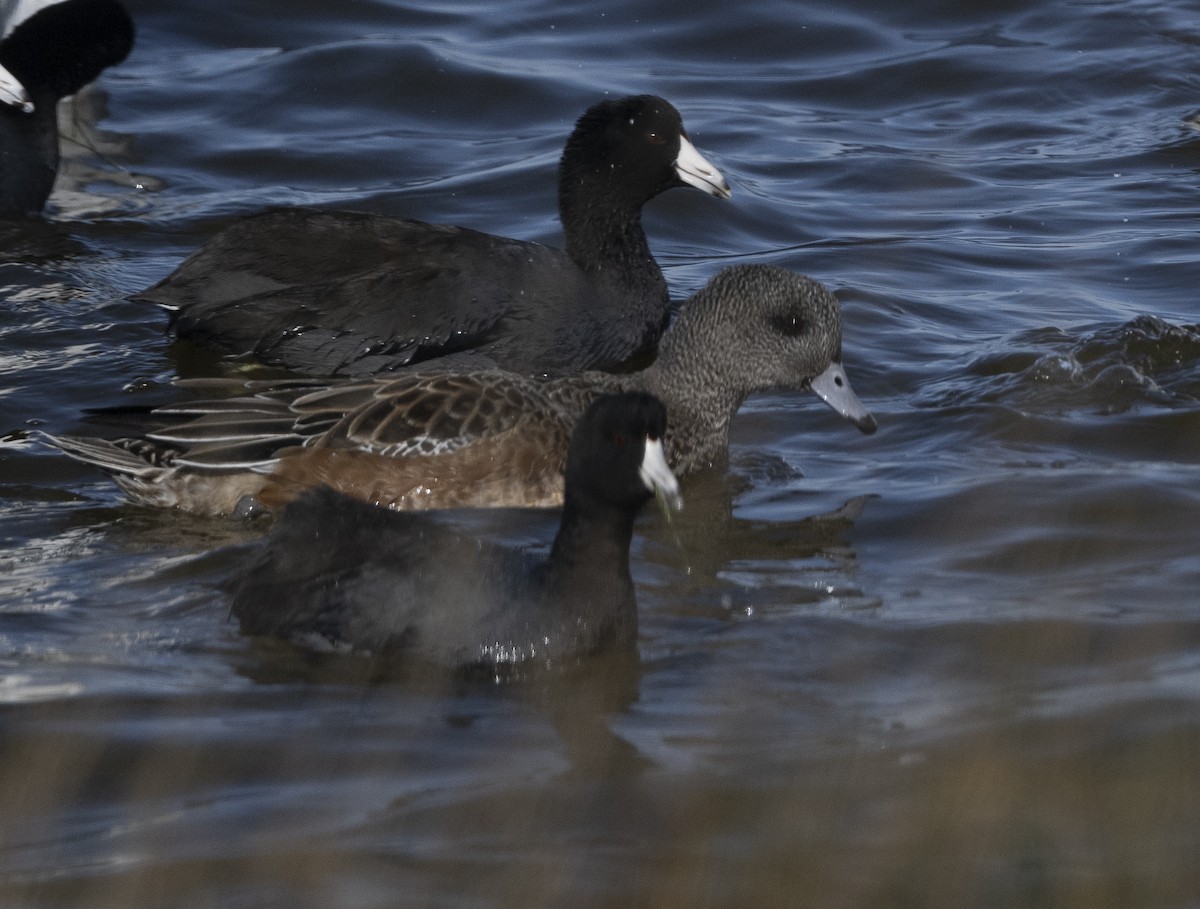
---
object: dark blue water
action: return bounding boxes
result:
[2,0,1200,906]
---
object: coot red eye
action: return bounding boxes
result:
[613,432,628,447]
[646,132,666,145]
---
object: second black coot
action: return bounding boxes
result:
[230,392,681,667]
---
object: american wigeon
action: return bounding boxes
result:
[42,264,876,514]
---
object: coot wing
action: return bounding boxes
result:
[139,208,584,376]
[231,487,535,658]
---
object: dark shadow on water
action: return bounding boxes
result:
[227,629,650,779]
[165,337,310,381]
[0,219,89,263]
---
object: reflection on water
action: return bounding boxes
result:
[2,0,1200,904]
[53,86,162,221]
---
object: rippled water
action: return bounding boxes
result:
[2,0,1200,906]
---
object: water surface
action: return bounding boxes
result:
[2,0,1199,906]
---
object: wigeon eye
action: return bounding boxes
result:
[770,313,808,337]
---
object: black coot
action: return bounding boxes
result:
[1,0,133,217]
[136,95,731,376]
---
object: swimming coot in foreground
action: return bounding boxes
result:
[1,0,134,217]
[42,264,877,514]
[230,392,681,665]
[134,94,732,377]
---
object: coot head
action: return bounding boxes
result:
[558,94,731,219]
[566,390,682,513]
